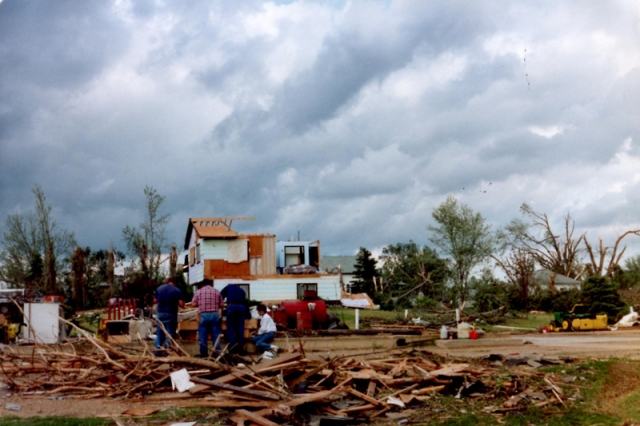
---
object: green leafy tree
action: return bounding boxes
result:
[428,196,495,305]
[351,247,379,296]
[379,241,449,305]
[470,271,508,313]
[615,255,640,289]
[0,185,75,294]
[122,186,170,283]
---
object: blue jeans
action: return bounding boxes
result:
[155,312,177,356]
[252,331,275,352]
[198,312,221,358]
[226,304,246,353]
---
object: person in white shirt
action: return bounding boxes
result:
[252,304,278,356]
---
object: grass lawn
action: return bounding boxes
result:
[328,306,402,329]
[484,312,554,332]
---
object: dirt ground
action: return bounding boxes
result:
[3,329,640,419]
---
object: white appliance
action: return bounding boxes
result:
[24,303,65,344]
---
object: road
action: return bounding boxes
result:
[429,329,640,359]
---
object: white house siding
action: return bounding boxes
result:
[199,239,228,260]
[211,275,341,302]
[188,262,204,285]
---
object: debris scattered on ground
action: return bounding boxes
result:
[0,324,581,425]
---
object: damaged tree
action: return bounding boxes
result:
[506,203,640,281]
[121,186,170,283]
[0,184,76,293]
[504,204,585,280]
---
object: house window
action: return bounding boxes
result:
[285,246,305,267]
[234,284,250,300]
[196,244,201,264]
[297,283,318,299]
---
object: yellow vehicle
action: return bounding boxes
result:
[568,314,608,331]
[548,304,609,332]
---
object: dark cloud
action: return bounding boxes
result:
[1,0,640,264]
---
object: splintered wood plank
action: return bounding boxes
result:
[289,361,330,387]
[388,360,408,378]
[179,401,272,408]
[339,403,376,414]
[366,380,377,397]
[236,409,280,426]
[188,384,212,394]
[191,377,281,401]
[345,387,383,406]
[411,385,445,395]
[210,353,303,386]
[229,390,335,424]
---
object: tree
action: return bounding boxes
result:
[0,185,75,293]
[583,230,640,279]
[504,204,640,281]
[492,247,536,311]
[502,204,585,279]
[351,247,379,296]
[581,275,625,322]
[122,186,170,283]
[470,270,508,313]
[379,241,449,303]
[428,196,495,305]
[617,255,640,289]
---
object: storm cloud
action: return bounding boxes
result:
[1,0,640,262]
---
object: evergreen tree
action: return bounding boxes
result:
[581,275,625,322]
[352,247,378,296]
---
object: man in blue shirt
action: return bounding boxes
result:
[221,284,247,354]
[154,276,185,356]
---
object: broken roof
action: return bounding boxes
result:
[184,218,244,249]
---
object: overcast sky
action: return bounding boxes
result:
[1,1,640,266]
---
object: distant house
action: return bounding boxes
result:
[183,218,341,303]
[533,269,582,292]
[321,255,357,292]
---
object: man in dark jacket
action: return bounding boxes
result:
[154,276,185,356]
[221,284,247,353]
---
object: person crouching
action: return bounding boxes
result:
[252,304,278,359]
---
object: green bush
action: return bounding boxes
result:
[474,280,508,312]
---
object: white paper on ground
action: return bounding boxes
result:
[387,396,406,408]
[170,368,196,393]
[169,423,197,426]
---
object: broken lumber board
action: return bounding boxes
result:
[213,353,302,384]
[289,361,330,387]
[411,385,445,395]
[229,390,335,424]
[191,377,281,401]
[179,401,272,409]
[345,387,383,406]
[236,409,280,426]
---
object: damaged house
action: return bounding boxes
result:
[183,218,342,303]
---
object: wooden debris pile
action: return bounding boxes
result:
[1,332,581,424]
[0,331,227,399]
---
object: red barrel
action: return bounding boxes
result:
[273,310,288,328]
[296,311,313,330]
[281,299,328,326]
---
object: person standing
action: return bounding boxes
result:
[251,304,278,358]
[154,276,185,356]
[221,284,247,354]
[191,278,224,358]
